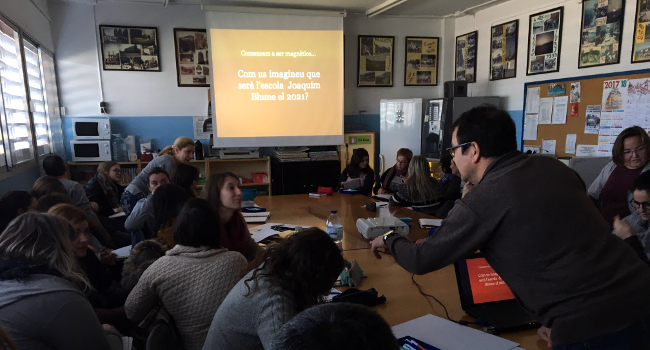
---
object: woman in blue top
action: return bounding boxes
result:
[120,136,195,215]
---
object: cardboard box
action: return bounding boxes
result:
[252,173,268,183]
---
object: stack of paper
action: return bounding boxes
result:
[113,245,132,259]
[341,178,361,189]
[418,218,442,228]
[243,211,271,223]
[309,192,327,197]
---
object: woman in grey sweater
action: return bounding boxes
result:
[203,228,344,350]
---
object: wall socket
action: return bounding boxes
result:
[100,101,108,114]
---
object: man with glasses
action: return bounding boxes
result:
[371,105,650,349]
[614,171,650,264]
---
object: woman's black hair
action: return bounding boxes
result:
[153,183,192,233]
[173,198,221,248]
[633,171,650,193]
[244,228,344,312]
[439,153,453,175]
[0,191,34,233]
[347,148,370,178]
[171,163,199,196]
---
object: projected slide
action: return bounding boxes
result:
[211,29,343,140]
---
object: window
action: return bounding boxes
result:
[40,50,63,155]
[23,39,50,156]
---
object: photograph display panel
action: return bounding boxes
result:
[404,37,439,86]
[100,25,160,71]
[174,28,210,86]
[456,31,478,83]
[490,20,518,81]
[358,35,394,87]
[579,0,625,68]
[526,7,564,75]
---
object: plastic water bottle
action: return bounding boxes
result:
[111,135,128,162]
[326,210,343,244]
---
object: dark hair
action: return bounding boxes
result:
[35,193,75,212]
[42,155,66,177]
[396,148,413,163]
[348,148,371,178]
[173,198,221,248]
[153,183,191,233]
[0,191,34,233]
[451,105,517,158]
[244,228,344,312]
[612,126,650,166]
[439,153,453,174]
[200,172,239,209]
[171,163,199,196]
[269,303,399,350]
[30,176,67,200]
[633,171,650,194]
[147,167,170,183]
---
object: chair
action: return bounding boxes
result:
[145,321,181,350]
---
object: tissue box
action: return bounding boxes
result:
[252,173,268,183]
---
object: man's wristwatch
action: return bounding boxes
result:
[382,230,397,244]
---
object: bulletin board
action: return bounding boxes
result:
[522,68,650,158]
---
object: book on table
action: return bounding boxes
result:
[418,218,442,228]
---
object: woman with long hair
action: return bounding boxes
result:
[152,183,192,248]
[338,148,375,196]
[121,136,195,215]
[30,175,67,200]
[0,213,122,349]
[203,228,344,350]
[389,155,439,215]
[84,161,125,216]
[171,163,200,197]
[0,191,35,233]
[200,172,260,262]
[126,198,246,350]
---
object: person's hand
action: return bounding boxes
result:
[613,215,636,239]
[401,176,408,184]
[90,202,99,213]
[377,188,386,194]
[102,324,117,331]
[370,236,390,259]
[98,248,118,266]
[462,182,474,198]
[340,182,346,189]
[537,326,552,347]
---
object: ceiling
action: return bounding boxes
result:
[49,0,510,17]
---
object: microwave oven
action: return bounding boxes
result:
[71,140,112,162]
[72,118,111,140]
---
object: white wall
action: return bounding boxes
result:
[344,14,445,115]
[455,0,650,111]
[0,0,53,50]
[49,1,208,117]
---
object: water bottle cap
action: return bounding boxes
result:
[331,210,337,214]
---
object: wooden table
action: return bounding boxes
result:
[253,194,547,350]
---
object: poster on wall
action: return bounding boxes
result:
[173,28,210,87]
[633,0,650,62]
[99,25,160,71]
[404,37,439,86]
[526,7,563,75]
[358,36,394,87]
[455,31,478,83]
[490,20,518,81]
[579,0,625,68]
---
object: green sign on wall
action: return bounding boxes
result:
[349,135,372,145]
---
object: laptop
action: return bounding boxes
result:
[454,252,540,333]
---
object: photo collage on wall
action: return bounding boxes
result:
[579,0,624,68]
[100,26,159,71]
[633,0,650,62]
[404,37,439,86]
[357,36,394,87]
[456,31,477,83]
[174,28,210,87]
[490,20,518,81]
[527,7,563,75]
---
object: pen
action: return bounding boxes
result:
[406,339,426,350]
[401,344,417,350]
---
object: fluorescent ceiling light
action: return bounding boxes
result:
[366,0,409,17]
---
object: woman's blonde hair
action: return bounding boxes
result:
[405,156,438,201]
[158,136,194,157]
[0,212,91,291]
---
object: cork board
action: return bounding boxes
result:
[523,69,650,157]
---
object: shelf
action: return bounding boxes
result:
[240,182,269,187]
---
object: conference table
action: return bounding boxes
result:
[251,193,547,350]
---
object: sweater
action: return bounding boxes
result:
[125,155,177,196]
[386,152,650,345]
[124,194,154,234]
[588,160,650,214]
[125,245,247,350]
[337,165,375,196]
[203,270,297,350]
[613,212,650,259]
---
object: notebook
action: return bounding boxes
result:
[341,178,361,189]
[454,252,539,333]
[243,212,270,224]
[418,218,442,228]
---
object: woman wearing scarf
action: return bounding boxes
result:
[373,148,412,195]
[84,161,124,217]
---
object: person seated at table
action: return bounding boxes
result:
[589,126,650,227]
[35,193,75,212]
[0,191,35,232]
[84,161,125,217]
[269,303,400,350]
[338,148,375,196]
[0,212,123,350]
[152,183,192,248]
[126,198,247,350]
[172,163,200,197]
[121,136,194,216]
[434,153,462,218]
[389,155,439,215]
[373,148,412,195]
[613,171,650,261]
[124,167,169,246]
[200,172,261,262]
[202,228,344,350]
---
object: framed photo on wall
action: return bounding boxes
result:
[173,28,210,87]
[404,37,439,86]
[455,31,477,83]
[632,0,650,62]
[526,7,563,75]
[579,0,625,68]
[490,20,518,81]
[357,35,394,87]
[99,25,159,71]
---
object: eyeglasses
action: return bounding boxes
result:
[447,142,472,157]
[622,146,646,157]
[630,198,650,211]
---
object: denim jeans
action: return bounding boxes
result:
[553,315,650,350]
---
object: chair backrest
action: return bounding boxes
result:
[146,321,181,350]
